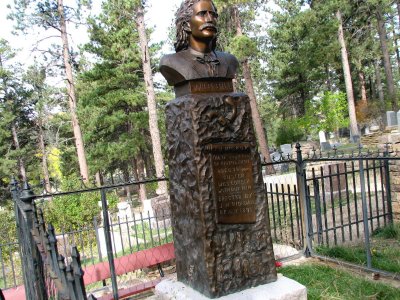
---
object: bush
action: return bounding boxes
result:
[42,176,118,231]
[275,119,305,146]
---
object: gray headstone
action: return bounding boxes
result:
[318,131,327,143]
[280,144,292,157]
[386,111,397,127]
[320,142,332,151]
[271,152,281,162]
[397,111,400,129]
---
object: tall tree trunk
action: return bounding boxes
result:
[376,5,398,110]
[232,6,275,174]
[95,171,103,187]
[122,168,132,202]
[358,71,368,103]
[37,119,51,192]
[11,123,27,181]
[57,0,89,183]
[374,59,385,105]
[144,151,156,178]
[397,0,400,33]
[337,10,359,142]
[136,4,167,194]
[136,153,147,202]
[391,17,400,75]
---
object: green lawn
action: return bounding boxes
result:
[280,263,400,299]
[316,223,400,274]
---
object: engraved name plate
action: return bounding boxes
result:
[208,143,256,224]
[190,80,233,93]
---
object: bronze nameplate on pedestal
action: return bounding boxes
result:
[208,143,256,224]
[175,79,234,97]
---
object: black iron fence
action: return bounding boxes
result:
[5,176,174,299]
[263,143,399,278]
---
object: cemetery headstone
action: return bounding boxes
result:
[323,163,347,201]
[385,111,397,127]
[318,131,327,143]
[397,111,400,131]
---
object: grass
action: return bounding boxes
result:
[316,223,400,274]
[280,263,400,299]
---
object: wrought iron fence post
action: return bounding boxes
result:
[384,144,393,224]
[295,143,312,257]
[14,181,48,300]
[100,188,119,299]
[359,159,372,268]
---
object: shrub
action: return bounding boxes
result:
[275,119,305,146]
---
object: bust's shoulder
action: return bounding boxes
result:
[215,51,238,63]
[215,51,239,75]
[160,50,191,67]
[159,50,193,86]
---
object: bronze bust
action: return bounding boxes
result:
[160,0,239,87]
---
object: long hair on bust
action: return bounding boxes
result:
[174,0,218,52]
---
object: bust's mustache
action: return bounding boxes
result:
[199,23,218,32]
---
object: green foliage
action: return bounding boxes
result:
[0,203,17,245]
[280,263,400,300]
[0,39,41,200]
[43,176,118,231]
[372,223,400,239]
[275,119,305,146]
[299,91,349,135]
[77,0,158,176]
[227,35,258,61]
[316,226,400,274]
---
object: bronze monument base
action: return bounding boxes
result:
[166,91,277,298]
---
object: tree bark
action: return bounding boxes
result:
[358,71,368,103]
[37,119,51,192]
[376,5,398,111]
[397,0,400,34]
[11,123,27,181]
[136,3,167,193]
[232,6,275,174]
[391,16,400,75]
[336,10,359,142]
[57,0,90,183]
[374,59,385,106]
[136,153,147,202]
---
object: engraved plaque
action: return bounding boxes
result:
[175,79,233,97]
[208,143,256,224]
[190,80,233,93]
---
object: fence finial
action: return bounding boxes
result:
[20,181,36,203]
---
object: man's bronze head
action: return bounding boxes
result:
[174,0,218,53]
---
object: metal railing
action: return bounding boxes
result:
[263,143,399,277]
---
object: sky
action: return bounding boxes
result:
[0,0,182,63]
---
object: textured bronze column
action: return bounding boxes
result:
[166,81,277,298]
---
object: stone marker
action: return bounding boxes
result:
[318,131,326,143]
[280,144,292,158]
[158,0,289,298]
[386,111,397,127]
[323,163,346,201]
[397,111,400,131]
[320,142,332,151]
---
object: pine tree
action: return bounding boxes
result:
[9,0,91,182]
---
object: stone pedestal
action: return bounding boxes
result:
[155,274,307,300]
[166,92,277,298]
